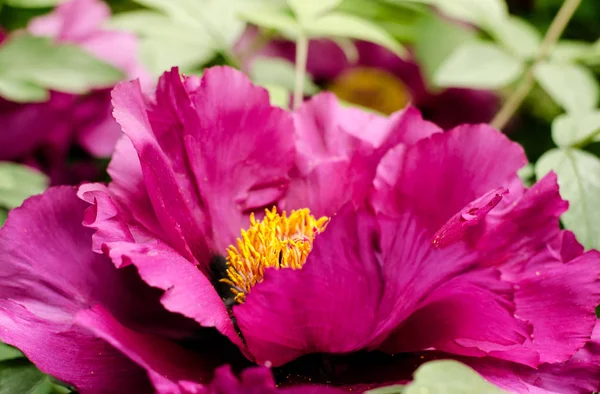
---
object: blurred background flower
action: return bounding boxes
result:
[0,0,146,185]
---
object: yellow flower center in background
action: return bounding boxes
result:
[328,67,412,115]
[222,208,329,303]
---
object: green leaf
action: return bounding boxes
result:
[113,0,246,74]
[434,41,524,89]
[0,79,48,103]
[0,162,48,209]
[0,342,23,362]
[237,8,298,34]
[404,360,509,394]
[0,210,7,227]
[365,385,404,394]
[0,358,47,394]
[536,148,600,250]
[551,40,593,63]
[262,84,290,108]
[302,12,407,58]
[0,35,124,102]
[287,0,341,22]
[424,0,509,28]
[490,16,541,60]
[250,57,319,95]
[413,13,476,84]
[518,163,535,187]
[3,0,61,7]
[552,111,600,148]
[534,61,599,114]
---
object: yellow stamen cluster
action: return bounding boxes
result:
[221,207,329,303]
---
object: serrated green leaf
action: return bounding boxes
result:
[303,12,407,58]
[490,16,541,60]
[287,0,341,22]
[3,0,61,7]
[536,148,600,250]
[0,358,47,394]
[434,41,524,89]
[404,360,509,394]
[0,35,124,101]
[0,162,48,209]
[552,111,600,148]
[534,61,599,114]
[250,57,318,95]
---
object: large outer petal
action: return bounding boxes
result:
[0,187,209,392]
[470,323,600,394]
[284,94,441,217]
[108,67,295,264]
[372,124,526,232]
[472,173,600,365]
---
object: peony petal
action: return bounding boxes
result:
[0,187,159,391]
[183,66,295,252]
[234,206,383,366]
[111,73,208,264]
[372,124,526,233]
[371,211,531,358]
[97,237,246,352]
[0,301,154,393]
[472,173,600,365]
[284,95,440,217]
[109,67,295,266]
[76,305,213,393]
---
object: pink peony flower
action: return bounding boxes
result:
[0,0,147,185]
[1,66,599,393]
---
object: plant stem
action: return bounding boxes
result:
[491,0,581,130]
[293,31,309,110]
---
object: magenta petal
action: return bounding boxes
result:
[76,305,212,393]
[112,74,208,263]
[96,237,246,351]
[470,326,600,394]
[285,95,440,217]
[0,187,156,391]
[472,173,600,364]
[110,67,295,264]
[373,124,526,232]
[0,301,153,393]
[183,66,295,251]
[234,206,383,366]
